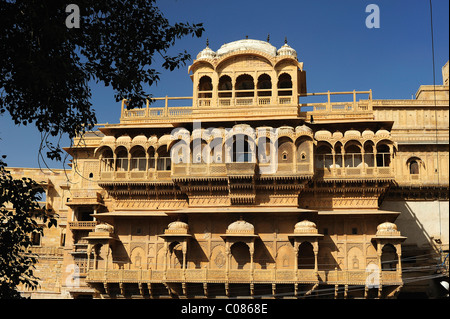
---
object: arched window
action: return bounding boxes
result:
[257,74,272,97]
[99,147,114,171]
[198,76,212,98]
[231,134,252,163]
[235,74,254,98]
[376,144,390,167]
[209,138,223,163]
[363,142,375,167]
[315,144,332,169]
[298,242,315,270]
[257,137,273,164]
[115,147,128,171]
[231,242,250,270]
[409,160,419,175]
[191,139,207,164]
[218,75,232,98]
[130,146,146,171]
[344,144,362,168]
[277,137,293,164]
[156,145,171,171]
[381,244,398,271]
[277,73,292,96]
[169,241,183,269]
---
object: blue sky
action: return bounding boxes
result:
[0,0,448,169]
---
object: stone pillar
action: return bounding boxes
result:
[225,243,231,279]
[182,241,187,270]
[313,242,319,275]
[212,72,219,107]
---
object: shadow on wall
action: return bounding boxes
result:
[380,200,446,252]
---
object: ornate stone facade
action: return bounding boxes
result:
[11,39,449,299]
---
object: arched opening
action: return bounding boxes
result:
[315,143,332,169]
[156,145,171,171]
[209,138,224,164]
[235,74,254,98]
[191,139,208,164]
[257,137,273,164]
[92,244,103,270]
[333,142,343,168]
[376,144,391,167]
[409,159,420,175]
[130,146,146,171]
[115,146,128,171]
[147,147,156,170]
[231,134,253,163]
[257,74,272,97]
[297,242,315,270]
[381,244,398,271]
[99,147,114,172]
[277,73,292,96]
[296,137,311,163]
[169,241,183,269]
[231,242,250,270]
[198,76,212,98]
[344,143,362,168]
[218,75,232,98]
[171,139,189,164]
[363,142,375,167]
[277,137,294,163]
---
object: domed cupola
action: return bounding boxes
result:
[277,38,297,59]
[376,222,400,237]
[294,220,318,234]
[165,219,189,235]
[226,217,255,235]
[196,39,216,60]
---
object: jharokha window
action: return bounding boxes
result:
[409,159,419,174]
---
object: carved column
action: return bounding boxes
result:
[127,153,131,173]
[294,242,299,270]
[361,149,366,175]
[113,153,117,176]
[225,244,230,280]
[313,243,319,275]
[294,243,299,281]
[145,152,149,178]
[249,242,254,281]
[182,241,187,270]
[331,149,336,175]
[212,72,219,107]
[396,243,402,280]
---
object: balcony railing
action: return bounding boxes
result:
[118,91,373,123]
[68,221,98,230]
[99,157,172,182]
[314,153,394,179]
[86,268,402,286]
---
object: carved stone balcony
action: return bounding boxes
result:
[117,91,374,124]
[226,162,257,176]
[315,166,395,181]
[172,163,227,180]
[68,221,98,230]
[99,170,172,185]
[67,190,104,207]
[86,268,402,286]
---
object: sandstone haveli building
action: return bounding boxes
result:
[9,39,449,299]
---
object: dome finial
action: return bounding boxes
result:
[284,36,288,44]
[206,38,209,47]
[267,33,270,42]
[245,35,249,39]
